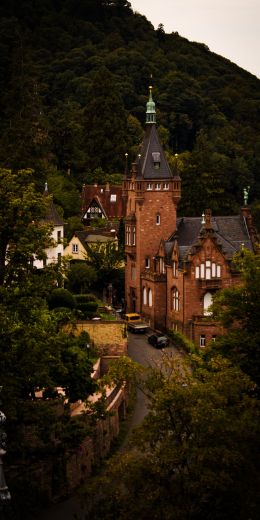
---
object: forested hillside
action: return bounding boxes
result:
[0,0,260,221]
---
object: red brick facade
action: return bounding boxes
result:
[124,90,256,347]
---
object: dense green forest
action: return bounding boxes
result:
[0,0,260,221]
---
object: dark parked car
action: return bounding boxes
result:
[148,334,169,348]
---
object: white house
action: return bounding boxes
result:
[33,183,64,269]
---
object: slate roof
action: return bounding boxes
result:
[136,125,175,180]
[81,185,125,220]
[43,188,64,226]
[166,215,253,263]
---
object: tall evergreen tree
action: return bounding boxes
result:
[82,67,127,173]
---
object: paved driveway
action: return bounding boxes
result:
[120,331,177,449]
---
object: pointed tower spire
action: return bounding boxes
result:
[146,85,156,124]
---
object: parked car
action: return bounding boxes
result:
[124,313,149,333]
[148,334,169,348]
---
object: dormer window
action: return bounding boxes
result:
[173,261,178,278]
[152,152,161,169]
[159,257,165,273]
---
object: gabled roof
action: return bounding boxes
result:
[73,229,118,252]
[81,184,125,219]
[136,125,174,180]
[43,184,64,226]
[166,215,253,263]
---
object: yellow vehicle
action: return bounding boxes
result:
[123,313,149,333]
[123,313,142,323]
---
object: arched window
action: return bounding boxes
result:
[148,288,153,307]
[173,261,178,278]
[143,287,147,305]
[126,225,131,245]
[159,257,165,273]
[172,288,180,311]
[132,226,136,246]
[203,292,213,315]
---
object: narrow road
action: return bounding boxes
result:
[120,331,177,449]
[36,332,176,519]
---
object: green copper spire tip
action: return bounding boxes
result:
[146,85,156,124]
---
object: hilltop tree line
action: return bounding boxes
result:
[0,0,259,223]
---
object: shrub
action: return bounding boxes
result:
[76,301,99,318]
[48,288,75,310]
[75,293,97,304]
[168,329,196,354]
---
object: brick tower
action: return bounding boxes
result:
[124,87,181,329]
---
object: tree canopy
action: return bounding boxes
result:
[82,354,260,520]
[0,0,259,219]
[209,248,260,388]
[0,169,97,509]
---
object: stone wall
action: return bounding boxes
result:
[6,382,129,506]
[69,320,128,356]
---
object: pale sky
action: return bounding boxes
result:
[130,0,260,78]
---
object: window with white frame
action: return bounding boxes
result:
[200,335,206,347]
[147,183,153,190]
[145,257,150,269]
[72,243,78,253]
[173,260,178,278]
[87,201,102,219]
[159,257,165,273]
[126,225,131,245]
[203,292,213,315]
[143,287,147,305]
[195,261,221,279]
[172,287,180,311]
[155,183,161,190]
[148,288,153,307]
[156,214,161,225]
[132,226,136,246]
[110,194,117,202]
[163,183,169,190]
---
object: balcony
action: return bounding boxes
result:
[141,270,166,282]
[198,278,222,290]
